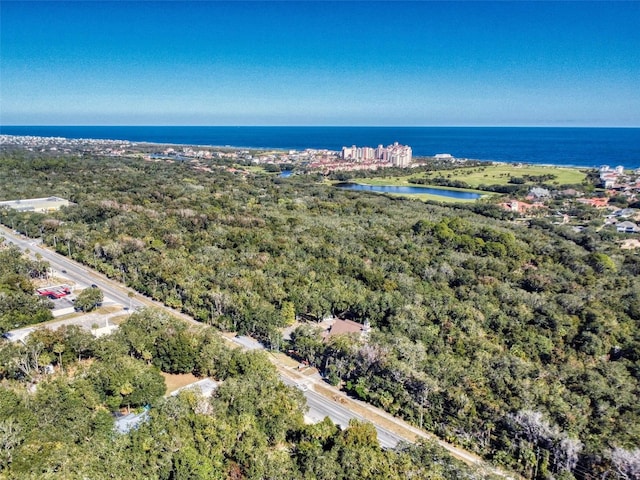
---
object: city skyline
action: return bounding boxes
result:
[1,1,639,127]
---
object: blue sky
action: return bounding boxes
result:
[1,1,639,126]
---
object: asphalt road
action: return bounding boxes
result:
[2,226,145,311]
[3,225,405,451]
[280,376,402,449]
[1,224,517,478]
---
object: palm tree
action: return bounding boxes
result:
[53,343,65,373]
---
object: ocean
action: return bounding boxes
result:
[1,126,639,169]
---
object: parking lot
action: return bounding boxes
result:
[3,307,130,343]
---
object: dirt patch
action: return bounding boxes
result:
[271,351,303,368]
[48,311,84,322]
[96,305,124,314]
[620,239,640,250]
[33,277,75,288]
[161,372,199,395]
[109,314,131,325]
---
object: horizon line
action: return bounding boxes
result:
[2,124,639,129]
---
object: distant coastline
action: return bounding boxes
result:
[1,126,639,169]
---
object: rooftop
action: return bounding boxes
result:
[114,410,150,434]
[323,318,371,341]
[0,196,73,213]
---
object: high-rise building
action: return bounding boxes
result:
[341,142,411,166]
[342,145,357,160]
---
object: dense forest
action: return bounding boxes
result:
[1,305,484,479]
[1,152,639,479]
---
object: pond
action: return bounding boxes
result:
[335,183,483,200]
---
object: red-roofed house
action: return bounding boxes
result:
[499,200,545,214]
[578,197,609,208]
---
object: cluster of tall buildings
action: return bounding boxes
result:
[341,142,412,167]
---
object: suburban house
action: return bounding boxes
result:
[578,197,610,208]
[527,187,551,201]
[499,200,545,215]
[616,221,640,234]
[613,208,637,218]
[322,318,371,342]
[559,188,582,197]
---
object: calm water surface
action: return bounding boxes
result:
[335,183,482,200]
[2,126,639,169]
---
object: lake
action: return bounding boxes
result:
[335,183,483,200]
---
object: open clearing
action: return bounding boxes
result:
[419,163,587,187]
[355,164,587,191]
[162,372,200,394]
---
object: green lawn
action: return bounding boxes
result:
[235,164,279,174]
[335,163,587,202]
[420,164,587,187]
[235,164,262,172]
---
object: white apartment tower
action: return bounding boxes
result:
[341,142,412,166]
[388,142,412,167]
[361,147,375,161]
[342,145,357,160]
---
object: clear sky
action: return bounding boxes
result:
[1,1,639,126]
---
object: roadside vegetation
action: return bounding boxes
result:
[0,304,488,479]
[73,286,104,312]
[0,244,53,333]
[1,152,639,479]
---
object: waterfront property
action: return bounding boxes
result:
[342,142,412,167]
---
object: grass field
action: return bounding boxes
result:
[239,165,277,174]
[420,164,587,187]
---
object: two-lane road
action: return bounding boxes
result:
[1,224,518,478]
[1,226,144,310]
[280,376,402,449]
